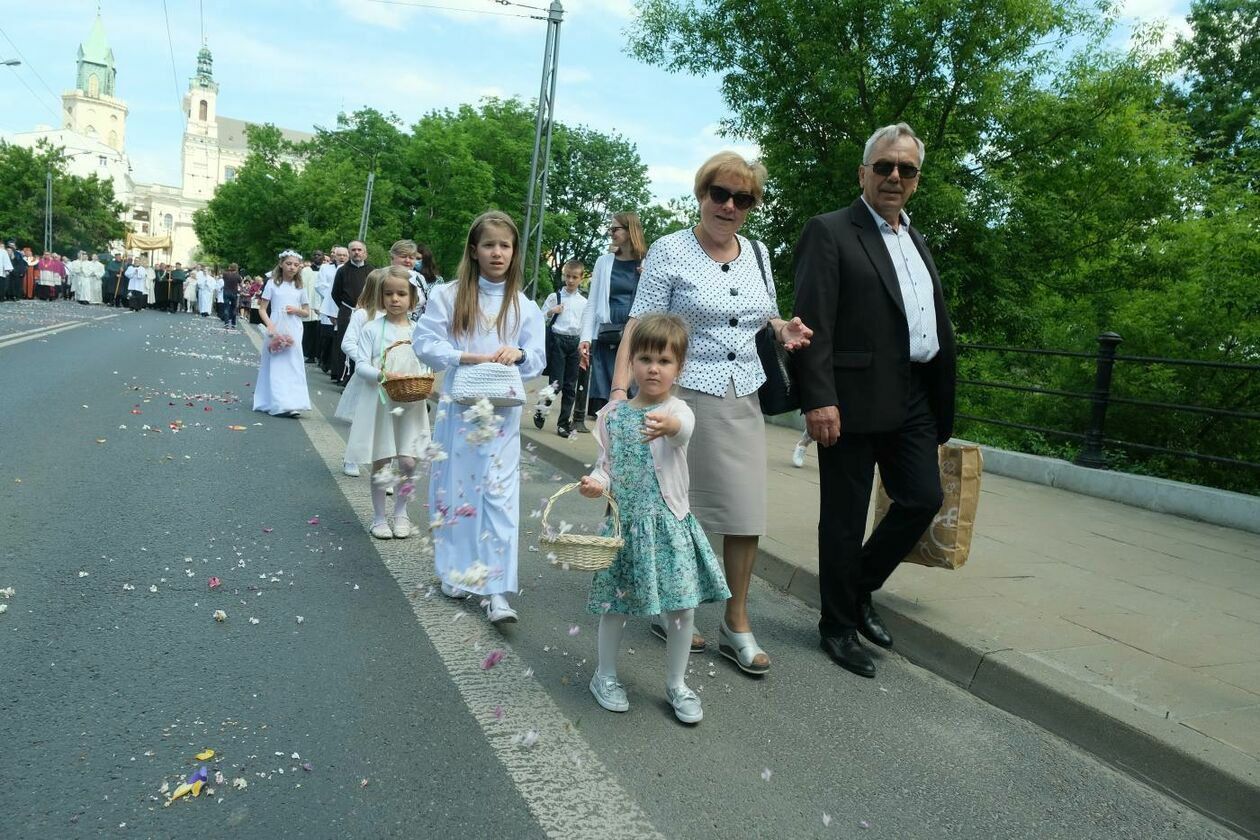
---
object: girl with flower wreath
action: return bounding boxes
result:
[253,250,312,418]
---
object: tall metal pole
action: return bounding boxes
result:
[358,169,375,243]
[522,1,564,299]
[44,170,52,253]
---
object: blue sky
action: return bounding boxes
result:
[2,0,1190,202]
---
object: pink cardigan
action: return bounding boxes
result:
[587,395,696,520]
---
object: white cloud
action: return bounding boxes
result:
[335,0,420,29]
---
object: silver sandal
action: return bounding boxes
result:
[718,620,770,675]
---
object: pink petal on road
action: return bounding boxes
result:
[307,516,320,525]
[481,650,505,670]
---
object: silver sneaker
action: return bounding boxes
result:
[666,685,703,724]
[590,674,629,713]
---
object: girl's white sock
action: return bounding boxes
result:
[663,608,695,690]
[393,457,415,517]
[597,613,627,679]
[370,483,388,526]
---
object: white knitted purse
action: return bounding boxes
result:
[449,362,525,406]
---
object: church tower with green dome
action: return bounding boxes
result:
[62,13,128,153]
[181,42,222,200]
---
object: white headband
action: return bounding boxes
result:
[278,249,302,260]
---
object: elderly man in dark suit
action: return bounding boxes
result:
[792,123,957,679]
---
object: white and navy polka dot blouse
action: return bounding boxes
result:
[630,228,779,398]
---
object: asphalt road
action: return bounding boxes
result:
[0,300,1243,840]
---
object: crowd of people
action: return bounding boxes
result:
[9,122,957,728]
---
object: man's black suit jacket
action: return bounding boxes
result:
[792,198,956,444]
[330,261,374,332]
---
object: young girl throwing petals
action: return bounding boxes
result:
[345,266,432,539]
[253,251,312,418]
[579,313,730,724]
[413,211,546,626]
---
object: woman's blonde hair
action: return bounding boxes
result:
[372,265,418,312]
[693,151,768,207]
[628,313,689,368]
[452,210,523,341]
[612,211,647,260]
[357,267,392,320]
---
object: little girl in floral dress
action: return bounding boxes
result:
[578,313,729,725]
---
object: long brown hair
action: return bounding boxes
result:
[613,211,647,260]
[452,210,522,341]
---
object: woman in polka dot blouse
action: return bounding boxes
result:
[609,151,812,676]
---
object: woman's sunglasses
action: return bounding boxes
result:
[707,185,756,211]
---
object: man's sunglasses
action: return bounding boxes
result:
[707,185,756,210]
[865,161,920,179]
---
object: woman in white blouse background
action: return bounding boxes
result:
[610,152,812,676]
[580,211,648,417]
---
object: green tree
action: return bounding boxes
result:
[1172,0,1260,188]
[0,140,126,253]
[544,124,652,289]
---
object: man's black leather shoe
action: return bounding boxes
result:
[859,601,893,649]
[820,632,876,678]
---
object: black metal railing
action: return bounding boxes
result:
[956,333,1260,473]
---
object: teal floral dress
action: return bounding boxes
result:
[587,403,730,616]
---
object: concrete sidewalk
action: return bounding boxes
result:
[519,389,1260,838]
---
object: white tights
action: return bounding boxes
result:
[370,457,416,526]
[598,609,694,690]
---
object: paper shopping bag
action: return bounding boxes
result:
[873,443,983,570]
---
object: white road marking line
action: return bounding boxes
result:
[0,311,119,349]
[242,328,664,840]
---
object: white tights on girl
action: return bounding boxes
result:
[598,609,695,689]
[370,456,416,527]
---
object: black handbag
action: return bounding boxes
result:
[750,241,799,416]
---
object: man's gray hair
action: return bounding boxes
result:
[862,123,925,167]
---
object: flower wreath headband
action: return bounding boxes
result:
[278,249,303,260]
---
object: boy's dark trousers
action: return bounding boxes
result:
[550,333,581,429]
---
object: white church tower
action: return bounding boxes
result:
[62,14,128,154]
[181,45,220,200]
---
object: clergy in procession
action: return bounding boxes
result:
[153,263,171,310]
[68,252,91,304]
[125,257,148,312]
[105,252,126,307]
[167,263,187,313]
[329,240,373,384]
[84,253,105,304]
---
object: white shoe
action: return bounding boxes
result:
[370,521,393,539]
[791,444,807,468]
[343,461,361,477]
[485,594,518,625]
[440,582,471,599]
[666,685,703,724]
[391,515,412,539]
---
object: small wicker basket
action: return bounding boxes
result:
[539,482,624,572]
[379,340,435,403]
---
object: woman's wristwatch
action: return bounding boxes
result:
[514,347,527,366]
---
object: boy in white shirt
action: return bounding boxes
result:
[535,259,588,436]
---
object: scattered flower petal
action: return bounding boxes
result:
[481,649,505,670]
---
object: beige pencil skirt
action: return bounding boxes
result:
[679,381,767,537]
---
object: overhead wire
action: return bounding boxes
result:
[0,23,69,123]
[161,0,186,121]
[364,0,538,20]
[0,24,67,105]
